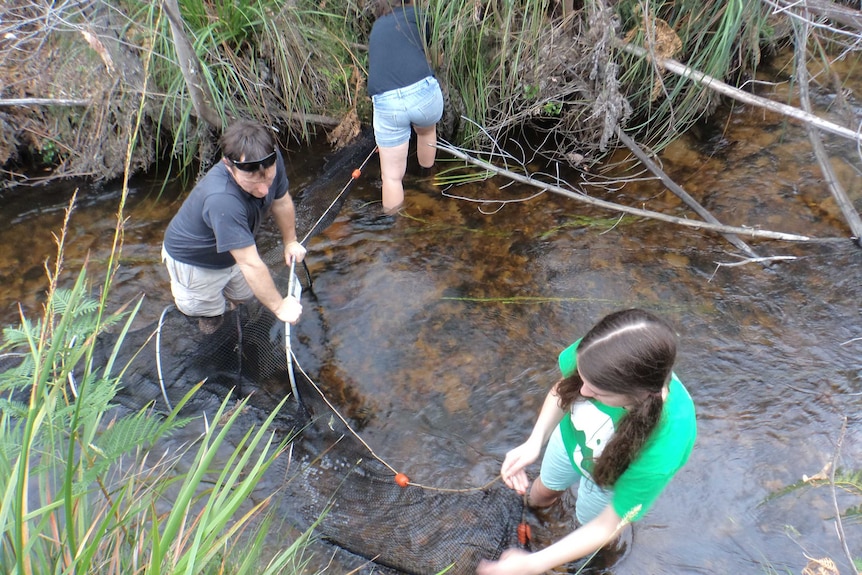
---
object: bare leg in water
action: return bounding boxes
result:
[379,123,438,213]
[378,141,409,213]
[527,476,565,508]
[415,123,437,172]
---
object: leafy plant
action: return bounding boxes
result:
[762,455,862,573]
[0,229,315,575]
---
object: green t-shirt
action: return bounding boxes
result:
[557,340,697,521]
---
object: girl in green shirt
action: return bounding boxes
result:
[478,309,697,575]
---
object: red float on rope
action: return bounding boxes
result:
[517,522,531,545]
[394,472,410,488]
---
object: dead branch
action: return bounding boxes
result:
[762,0,862,37]
[0,98,91,107]
[161,0,221,130]
[794,16,862,244]
[708,256,797,281]
[616,41,862,145]
[712,256,798,268]
[614,126,762,261]
[437,141,824,242]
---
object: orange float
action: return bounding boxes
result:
[517,522,531,545]
[394,472,410,488]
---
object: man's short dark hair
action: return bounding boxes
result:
[220,120,276,163]
[372,0,411,19]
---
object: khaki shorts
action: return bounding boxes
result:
[162,246,253,317]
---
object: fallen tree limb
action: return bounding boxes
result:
[162,0,221,130]
[616,41,862,145]
[794,18,862,244]
[275,111,342,127]
[614,126,762,260]
[437,141,822,242]
[0,98,91,107]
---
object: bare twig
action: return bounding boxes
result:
[713,255,798,268]
[708,256,797,281]
[828,417,859,575]
[0,98,91,107]
[762,0,862,39]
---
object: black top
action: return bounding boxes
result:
[163,151,289,269]
[367,6,434,96]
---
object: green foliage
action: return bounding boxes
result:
[0,261,314,575]
[616,0,772,150]
[522,84,541,100]
[541,100,562,116]
[98,0,781,176]
[421,0,778,159]
[424,0,555,143]
[763,466,862,573]
[110,0,369,179]
[39,140,59,164]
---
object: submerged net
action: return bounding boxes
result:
[97,132,524,574]
[105,304,523,574]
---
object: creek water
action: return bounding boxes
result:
[2,75,862,574]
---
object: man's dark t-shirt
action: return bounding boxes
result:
[164,150,289,269]
[367,6,433,97]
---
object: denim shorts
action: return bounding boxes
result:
[540,425,613,524]
[372,76,444,148]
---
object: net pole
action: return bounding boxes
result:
[285,259,301,404]
[156,305,174,411]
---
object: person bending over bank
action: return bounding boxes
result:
[368,0,444,213]
[162,120,306,331]
[478,308,697,575]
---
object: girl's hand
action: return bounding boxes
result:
[476,548,532,575]
[500,439,541,495]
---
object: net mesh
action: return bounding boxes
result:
[99,131,524,574]
[106,303,523,574]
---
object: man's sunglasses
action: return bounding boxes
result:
[231,150,277,172]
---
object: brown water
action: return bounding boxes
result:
[2,86,861,573]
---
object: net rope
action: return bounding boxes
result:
[133,131,525,573]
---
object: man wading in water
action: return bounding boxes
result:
[162,120,306,333]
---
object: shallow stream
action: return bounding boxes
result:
[1,67,861,574]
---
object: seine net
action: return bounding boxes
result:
[98,131,525,574]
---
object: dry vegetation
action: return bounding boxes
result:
[0,0,860,216]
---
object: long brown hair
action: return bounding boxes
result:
[557,309,677,487]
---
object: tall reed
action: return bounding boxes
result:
[0,227,312,574]
[117,0,364,178]
[616,0,773,150]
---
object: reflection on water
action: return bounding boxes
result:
[1,88,861,573]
